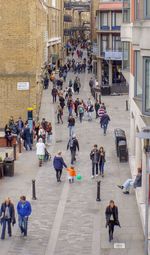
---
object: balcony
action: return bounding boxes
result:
[111,25,121,31]
[100,25,110,31]
[64,14,72,23]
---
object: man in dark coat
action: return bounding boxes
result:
[67,134,79,164]
[90,144,100,178]
[53,152,67,182]
[100,112,110,135]
[23,124,32,151]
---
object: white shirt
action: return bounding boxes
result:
[36,142,46,155]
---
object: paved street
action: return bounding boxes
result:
[0,63,144,255]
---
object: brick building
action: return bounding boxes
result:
[0,0,64,128]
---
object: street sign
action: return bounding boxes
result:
[17,82,29,90]
[114,243,125,249]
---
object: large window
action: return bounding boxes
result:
[100,12,109,29]
[134,51,142,98]
[145,0,150,17]
[123,0,130,23]
[101,35,109,54]
[112,35,121,51]
[112,12,122,27]
[144,58,150,113]
[122,42,130,70]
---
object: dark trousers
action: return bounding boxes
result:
[57,114,63,124]
[71,149,76,164]
[92,163,98,176]
[55,169,62,181]
[108,221,115,241]
[99,161,105,175]
[1,218,12,239]
[79,113,83,123]
[53,95,57,103]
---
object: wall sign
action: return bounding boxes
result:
[17,82,30,90]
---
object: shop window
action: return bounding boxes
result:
[143,58,150,114]
[134,51,142,98]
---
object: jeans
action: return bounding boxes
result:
[25,138,32,151]
[71,149,76,164]
[68,107,73,115]
[79,113,84,123]
[68,126,75,137]
[123,179,134,191]
[92,163,98,176]
[102,123,108,134]
[55,169,62,181]
[1,218,11,239]
[108,221,115,241]
[18,215,28,236]
[52,95,57,103]
[99,161,105,175]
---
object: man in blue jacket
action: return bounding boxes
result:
[17,196,32,237]
[53,151,67,182]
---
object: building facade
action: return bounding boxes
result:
[0,0,64,128]
[121,0,150,230]
[96,0,123,86]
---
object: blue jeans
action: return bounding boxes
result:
[68,126,75,137]
[123,179,134,191]
[1,218,11,239]
[103,123,108,134]
[18,216,28,236]
[99,161,105,175]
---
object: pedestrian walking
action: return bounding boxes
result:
[17,196,32,237]
[0,198,16,240]
[68,115,75,137]
[78,103,84,123]
[23,124,32,151]
[51,87,58,103]
[67,166,77,183]
[100,112,111,135]
[46,122,52,144]
[95,100,100,118]
[67,134,79,164]
[57,105,63,124]
[90,145,100,178]
[36,138,46,167]
[105,200,121,242]
[53,152,67,182]
[99,147,106,177]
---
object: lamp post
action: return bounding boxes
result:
[137,127,150,255]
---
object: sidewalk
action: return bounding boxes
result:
[0,59,144,255]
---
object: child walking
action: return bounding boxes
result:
[67,166,77,183]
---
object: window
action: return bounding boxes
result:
[51,0,56,7]
[100,12,109,29]
[101,35,109,54]
[145,0,150,17]
[122,42,130,70]
[143,58,150,113]
[134,51,142,98]
[135,0,144,20]
[123,0,130,23]
[112,12,122,27]
[112,36,121,51]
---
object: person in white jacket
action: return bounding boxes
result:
[36,138,46,167]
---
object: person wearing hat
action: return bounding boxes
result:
[67,134,79,165]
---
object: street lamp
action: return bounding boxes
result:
[136,127,150,255]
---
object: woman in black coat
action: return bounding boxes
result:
[105,200,121,242]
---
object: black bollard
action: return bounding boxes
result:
[126,100,128,111]
[13,144,17,160]
[32,179,37,200]
[96,181,101,202]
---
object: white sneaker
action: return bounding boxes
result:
[91,175,94,179]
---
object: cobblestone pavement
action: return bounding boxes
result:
[0,52,144,255]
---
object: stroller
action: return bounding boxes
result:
[44,148,51,162]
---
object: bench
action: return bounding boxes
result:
[0,131,17,147]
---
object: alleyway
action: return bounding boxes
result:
[0,52,144,255]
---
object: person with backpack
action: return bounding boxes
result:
[78,103,84,123]
[67,134,79,164]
